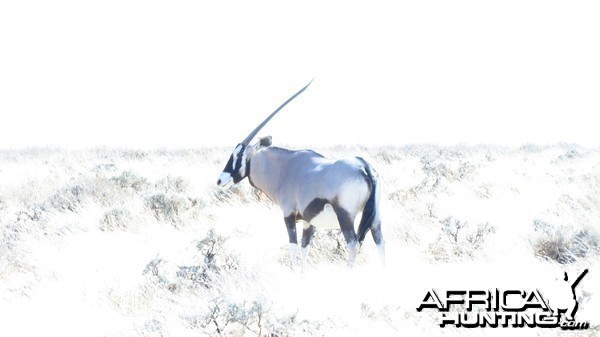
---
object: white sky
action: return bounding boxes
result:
[1,1,599,149]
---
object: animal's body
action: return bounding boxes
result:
[217,81,384,270]
[249,148,370,226]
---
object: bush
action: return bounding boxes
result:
[99,207,132,231]
[179,229,239,289]
[531,219,600,264]
[155,176,189,193]
[142,230,274,336]
[429,217,495,261]
[146,193,193,225]
[47,184,88,212]
[144,229,238,292]
[111,171,149,191]
[200,297,269,336]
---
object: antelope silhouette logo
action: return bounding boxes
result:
[547,269,588,321]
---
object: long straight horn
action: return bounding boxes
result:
[240,80,313,145]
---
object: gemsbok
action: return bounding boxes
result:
[217,81,384,270]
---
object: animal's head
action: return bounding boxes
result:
[217,136,272,187]
[217,80,312,187]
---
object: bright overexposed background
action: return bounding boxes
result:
[1,145,599,337]
[1,1,599,148]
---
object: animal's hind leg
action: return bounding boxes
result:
[371,220,385,266]
[284,215,298,271]
[333,205,359,268]
[300,223,315,272]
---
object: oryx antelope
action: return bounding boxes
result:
[217,81,384,270]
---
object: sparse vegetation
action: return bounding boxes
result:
[531,219,600,264]
[429,217,496,261]
[0,145,599,336]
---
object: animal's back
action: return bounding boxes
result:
[286,152,371,219]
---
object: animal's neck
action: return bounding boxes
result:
[248,147,292,203]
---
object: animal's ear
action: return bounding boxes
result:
[259,136,272,147]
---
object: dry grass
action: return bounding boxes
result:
[0,144,599,336]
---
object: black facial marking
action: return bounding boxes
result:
[301,198,329,222]
[222,155,234,172]
[221,144,247,184]
[232,154,245,183]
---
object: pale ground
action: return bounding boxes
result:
[0,144,599,336]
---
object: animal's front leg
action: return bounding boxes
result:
[284,215,298,271]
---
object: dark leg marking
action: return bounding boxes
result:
[332,204,357,244]
[301,198,329,222]
[301,225,316,248]
[371,220,384,245]
[284,215,297,244]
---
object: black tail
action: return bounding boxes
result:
[356,157,379,244]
